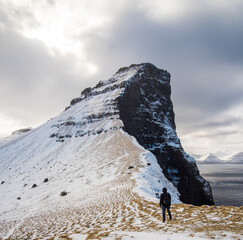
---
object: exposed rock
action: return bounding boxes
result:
[12,128,32,135]
[118,63,214,206]
[81,87,92,96]
[43,178,49,183]
[50,133,57,138]
[36,62,213,206]
[1,181,4,184]
[60,191,67,196]
[32,184,37,188]
[94,80,106,89]
[116,63,144,75]
[70,97,82,106]
[17,197,21,200]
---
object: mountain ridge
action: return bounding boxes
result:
[0,63,215,239]
[195,152,243,164]
[117,63,213,205]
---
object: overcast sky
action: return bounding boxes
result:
[0,0,242,155]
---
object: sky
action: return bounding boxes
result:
[0,0,242,156]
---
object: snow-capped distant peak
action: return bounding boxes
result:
[195,152,243,164]
[227,152,243,163]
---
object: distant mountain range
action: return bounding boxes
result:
[192,152,243,164]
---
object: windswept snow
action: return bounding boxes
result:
[0,64,179,239]
[0,64,242,239]
[132,151,180,202]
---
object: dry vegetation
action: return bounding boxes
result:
[1,193,242,240]
[1,132,242,239]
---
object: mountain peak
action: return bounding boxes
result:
[69,63,171,109]
[115,62,145,74]
[0,63,214,238]
[60,63,213,205]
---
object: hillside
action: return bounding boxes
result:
[227,152,243,164]
[1,63,241,239]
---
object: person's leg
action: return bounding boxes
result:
[167,206,172,220]
[162,206,166,222]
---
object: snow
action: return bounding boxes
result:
[67,230,241,240]
[0,63,160,238]
[102,231,209,240]
[68,231,209,239]
[0,63,241,239]
[227,152,243,163]
[132,151,180,203]
[69,233,88,240]
[90,65,141,94]
[196,152,243,164]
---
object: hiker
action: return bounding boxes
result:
[160,187,172,222]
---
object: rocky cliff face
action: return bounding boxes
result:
[66,62,214,205]
[117,63,214,205]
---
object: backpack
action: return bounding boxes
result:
[163,193,171,205]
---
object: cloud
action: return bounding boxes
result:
[47,0,55,6]
[0,0,242,155]
[198,118,242,129]
[0,27,89,128]
[82,3,243,117]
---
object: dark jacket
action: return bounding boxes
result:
[160,192,171,207]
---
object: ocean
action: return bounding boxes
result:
[197,164,243,206]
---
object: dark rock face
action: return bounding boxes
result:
[118,63,214,206]
[49,62,213,205]
[12,128,32,135]
[60,191,67,196]
[43,178,49,183]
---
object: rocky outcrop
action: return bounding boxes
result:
[50,62,214,205]
[118,63,214,205]
[12,128,32,135]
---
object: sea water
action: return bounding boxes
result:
[197,164,243,206]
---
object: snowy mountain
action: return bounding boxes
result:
[197,153,225,164]
[0,63,214,239]
[227,152,243,164]
[190,153,202,160]
[196,152,243,164]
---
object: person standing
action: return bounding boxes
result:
[160,187,172,222]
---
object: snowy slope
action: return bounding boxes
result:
[0,64,180,239]
[0,63,241,240]
[227,152,243,163]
